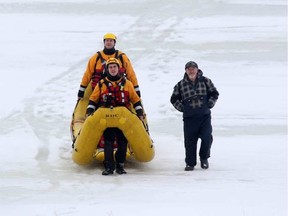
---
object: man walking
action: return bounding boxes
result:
[170,61,219,171]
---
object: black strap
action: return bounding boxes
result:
[94,51,105,72]
[115,50,119,58]
[97,51,105,64]
[115,50,125,67]
[120,77,126,88]
[118,53,125,67]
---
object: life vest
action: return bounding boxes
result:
[99,78,130,108]
[91,50,126,89]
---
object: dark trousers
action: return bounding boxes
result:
[103,128,127,170]
[183,114,213,166]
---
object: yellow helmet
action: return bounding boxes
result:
[106,58,120,68]
[103,33,117,41]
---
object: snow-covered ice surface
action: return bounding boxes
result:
[0,0,287,215]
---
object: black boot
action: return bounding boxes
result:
[102,160,115,175]
[200,159,209,169]
[184,164,194,171]
[102,168,114,175]
[116,163,127,174]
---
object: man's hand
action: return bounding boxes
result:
[86,107,94,118]
[138,115,145,122]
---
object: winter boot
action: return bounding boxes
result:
[200,159,209,169]
[102,161,115,175]
[102,168,114,175]
[184,165,194,171]
[116,163,127,174]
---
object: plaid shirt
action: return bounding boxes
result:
[170,70,219,117]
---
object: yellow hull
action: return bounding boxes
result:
[70,84,92,142]
[72,107,154,165]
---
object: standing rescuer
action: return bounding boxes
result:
[170,61,219,171]
[77,33,141,99]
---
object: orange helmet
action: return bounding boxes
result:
[106,58,120,68]
[103,33,117,41]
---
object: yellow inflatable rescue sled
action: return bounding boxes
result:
[70,83,154,165]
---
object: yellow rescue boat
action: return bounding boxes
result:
[70,83,154,165]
